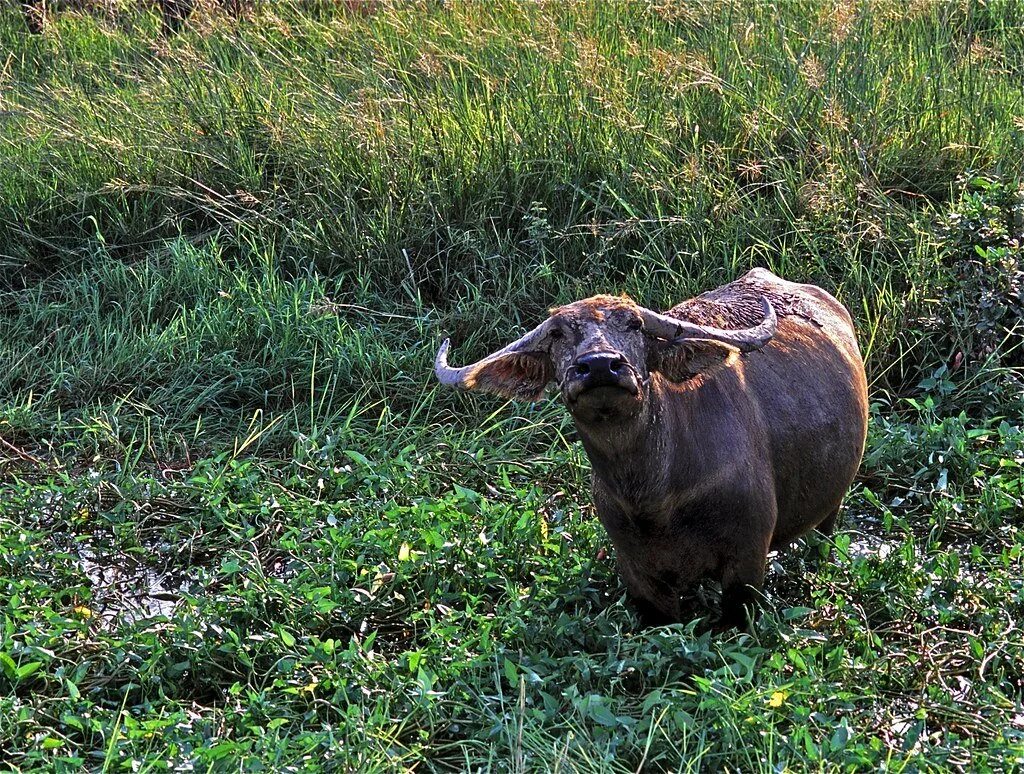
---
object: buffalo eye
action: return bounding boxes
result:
[626,319,642,332]
[549,327,564,340]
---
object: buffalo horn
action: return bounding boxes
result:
[637,297,777,352]
[434,320,552,389]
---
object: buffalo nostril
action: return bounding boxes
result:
[574,355,628,378]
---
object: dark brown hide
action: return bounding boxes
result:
[436,268,869,627]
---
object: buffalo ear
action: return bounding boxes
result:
[650,338,739,383]
[464,351,554,401]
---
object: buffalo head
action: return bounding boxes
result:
[435,295,777,425]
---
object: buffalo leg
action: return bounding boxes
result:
[628,592,677,628]
[718,553,766,630]
[618,567,682,627]
[816,506,841,536]
[719,583,757,630]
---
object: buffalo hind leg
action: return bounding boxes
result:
[808,506,843,564]
[816,506,841,536]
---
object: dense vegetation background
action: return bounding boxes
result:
[1,0,1023,769]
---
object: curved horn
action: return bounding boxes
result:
[637,297,777,353]
[434,319,552,389]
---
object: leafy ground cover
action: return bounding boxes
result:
[1,0,1023,770]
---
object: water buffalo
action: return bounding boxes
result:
[435,268,868,627]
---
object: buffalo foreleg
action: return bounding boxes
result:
[627,587,680,628]
[718,551,767,630]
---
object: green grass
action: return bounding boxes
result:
[1,0,1023,769]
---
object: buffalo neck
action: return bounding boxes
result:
[573,378,709,519]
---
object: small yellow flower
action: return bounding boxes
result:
[398,543,412,562]
[768,691,788,708]
[73,605,93,619]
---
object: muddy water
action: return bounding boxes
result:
[75,542,196,625]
